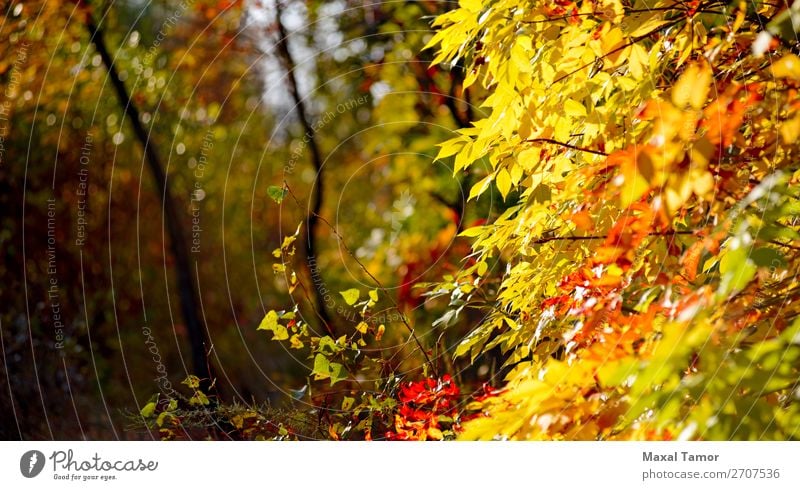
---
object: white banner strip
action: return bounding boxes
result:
[1,442,798,489]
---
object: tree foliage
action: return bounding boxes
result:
[425,0,800,440]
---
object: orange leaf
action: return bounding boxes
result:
[680,240,704,282]
[570,210,595,232]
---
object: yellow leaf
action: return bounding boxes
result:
[771,54,800,80]
[617,152,650,207]
[256,310,289,340]
[615,75,637,91]
[689,137,713,168]
[356,321,368,334]
[628,43,648,79]
[496,168,512,199]
[627,13,671,38]
[518,147,540,170]
[672,62,711,110]
[518,114,533,140]
[454,142,474,172]
[458,0,482,13]
[780,114,800,143]
[648,38,664,71]
[463,69,479,89]
[601,27,627,66]
[554,116,572,141]
[692,170,714,196]
[290,334,304,349]
[509,163,523,186]
[258,310,280,332]
[732,8,746,33]
[511,36,532,74]
[271,324,289,341]
[427,426,444,440]
[435,138,465,160]
[599,0,624,23]
[620,172,649,207]
[468,174,494,200]
[664,176,693,213]
[340,288,360,305]
[459,226,485,237]
[564,98,587,117]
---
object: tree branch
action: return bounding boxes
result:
[532,229,696,245]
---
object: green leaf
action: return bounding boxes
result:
[750,247,786,269]
[719,247,757,296]
[182,375,201,389]
[268,185,287,203]
[189,391,210,406]
[340,288,360,305]
[597,359,639,387]
[312,354,347,385]
[312,353,330,379]
[140,401,157,418]
[156,411,172,427]
[318,335,339,354]
[329,362,347,385]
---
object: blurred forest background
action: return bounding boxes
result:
[1,0,486,439]
[5,0,800,442]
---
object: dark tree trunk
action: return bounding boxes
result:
[274,1,335,336]
[84,11,213,389]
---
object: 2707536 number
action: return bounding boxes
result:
[728,468,780,479]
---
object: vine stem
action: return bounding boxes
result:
[282,183,439,377]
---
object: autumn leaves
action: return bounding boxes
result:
[426,0,800,440]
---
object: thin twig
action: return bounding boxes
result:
[527,138,608,156]
[549,16,684,86]
[770,239,800,252]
